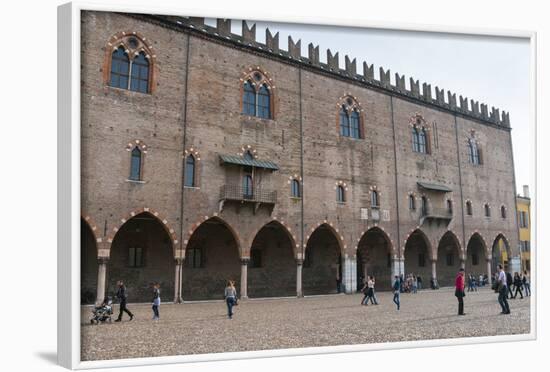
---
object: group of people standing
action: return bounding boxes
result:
[493,270,530,299]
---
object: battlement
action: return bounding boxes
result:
[146,15,512,129]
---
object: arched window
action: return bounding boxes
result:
[408,194,416,210]
[501,205,507,219]
[466,201,473,216]
[413,127,428,153]
[130,52,149,93]
[110,47,130,89]
[244,150,254,161]
[410,114,430,154]
[243,174,253,199]
[350,110,361,139]
[242,81,256,116]
[484,204,491,217]
[468,137,482,165]
[257,84,271,119]
[371,190,379,208]
[129,146,142,181]
[339,106,350,137]
[336,185,345,203]
[421,196,428,215]
[184,155,196,187]
[106,34,155,93]
[338,97,362,139]
[241,70,274,119]
[291,179,301,198]
[447,199,453,215]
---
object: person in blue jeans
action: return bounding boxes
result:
[392,275,400,310]
[224,280,238,319]
[151,282,161,321]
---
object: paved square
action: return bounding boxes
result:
[81,287,530,361]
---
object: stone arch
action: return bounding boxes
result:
[247,220,298,297]
[250,219,298,258]
[304,221,345,256]
[403,229,432,288]
[492,233,512,272]
[303,222,345,295]
[107,210,176,302]
[182,216,242,300]
[183,215,242,257]
[356,227,394,290]
[81,216,99,304]
[466,232,488,277]
[436,230,462,287]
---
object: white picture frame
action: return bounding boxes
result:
[57,1,537,369]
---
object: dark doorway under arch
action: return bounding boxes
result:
[403,230,431,288]
[108,212,175,302]
[356,228,393,291]
[81,218,98,304]
[303,225,342,295]
[182,218,241,300]
[436,232,461,287]
[248,222,296,298]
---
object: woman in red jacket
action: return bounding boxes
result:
[455,268,466,316]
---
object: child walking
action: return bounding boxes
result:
[152,282,161,321]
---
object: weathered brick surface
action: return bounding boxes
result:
[80,11,520,302]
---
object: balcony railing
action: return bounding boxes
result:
[420,207,453,224]
[219,184,277,204]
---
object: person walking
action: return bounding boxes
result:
[523,270,531,296]
[115,280,134,322]
[392,275,400,310]
[497,265,511,314]
[455,268,466,315]
[151,282,161,320]
[366,276,378,305]
[513,272,524,299]
[417,275,423,290]
[412,275,418,294]
[224,280,238,319]
[506,271,514,299]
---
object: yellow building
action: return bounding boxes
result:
[517,185,531,272]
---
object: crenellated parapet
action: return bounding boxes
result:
[141,15,512,129]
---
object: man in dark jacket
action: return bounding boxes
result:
[506,271,514,299]
[115,280,134,322]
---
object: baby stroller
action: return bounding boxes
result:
[91,297,113,324]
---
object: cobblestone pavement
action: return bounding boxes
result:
[81,287,530,361]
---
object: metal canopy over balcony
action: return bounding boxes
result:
[219,154,279,171]
[417,181,452,193]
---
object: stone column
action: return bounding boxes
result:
[460,258,466,270]
[296,258,303,297]
[342,255,357,294]
[174,258,183,303]
[431,259,438,288]
[95,257,109,306]
[240,258,249,299]
[486,258,493,285]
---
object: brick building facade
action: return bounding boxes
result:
[80,11,521,304]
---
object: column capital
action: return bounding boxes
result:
[240,258,250,265]
[98,256,110,264]
[295,258,304,265]
[175,257,184,265]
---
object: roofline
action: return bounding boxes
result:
[121,12,512,131]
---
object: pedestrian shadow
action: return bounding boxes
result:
[35,351,57,365]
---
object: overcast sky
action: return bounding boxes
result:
[205,18,531,196]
